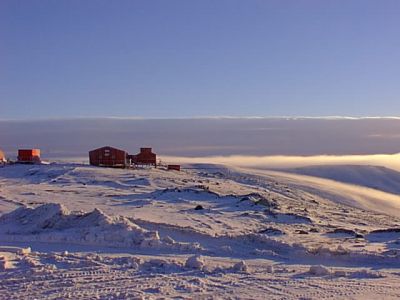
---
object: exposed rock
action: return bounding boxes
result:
[194,205,204,211]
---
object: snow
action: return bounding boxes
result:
[236,167,400,217]
[232,260,248,272]
[309,265,331,276]
[185,255,204,270]
[0,203,200,251]
[1,162,400,299]
[286,164,400,195]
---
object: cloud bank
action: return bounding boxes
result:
[161,153,400,172]
[1,117,400,169]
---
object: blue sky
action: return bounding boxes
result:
[1,0,400,119]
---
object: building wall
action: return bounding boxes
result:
[167,165,180,171]
[0,149,5,162]
[89,146,127,167]
[18,149,41,162]
[129,148,157,166]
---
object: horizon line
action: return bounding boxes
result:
[2,115,400,122]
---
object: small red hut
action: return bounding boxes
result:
[168,165,181,171]
[18,149,41,163]
[128,147,157,167]
[0,149,6,163]
[89,146,127,168]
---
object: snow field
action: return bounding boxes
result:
[1,163,400,299]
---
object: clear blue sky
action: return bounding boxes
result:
[1,0,399,119]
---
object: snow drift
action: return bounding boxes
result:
[0,203,199,250]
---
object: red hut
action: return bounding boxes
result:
[18,149,41,163]
[128,147,157,167]
[89,146,127,168]
[0,149,5,163]
[167,165,181,171]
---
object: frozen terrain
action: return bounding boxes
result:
[285,165,400,195]
[1,163,400,299]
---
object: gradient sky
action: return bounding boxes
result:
[1,0,400,119]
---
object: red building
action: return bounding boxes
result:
[0,149,5,163]
[89,146,127,168]
[18,149,41,163]
[128,148,157,167]
[167,165,181,171]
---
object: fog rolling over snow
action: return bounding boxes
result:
[2,117,400,159]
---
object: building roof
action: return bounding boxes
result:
[89,146,127,153]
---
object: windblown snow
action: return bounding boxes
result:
[285,164,400,195]
[1,163,400,299]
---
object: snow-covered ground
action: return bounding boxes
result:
[1,163,400,299]
[284,164,400,195]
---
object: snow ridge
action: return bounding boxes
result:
[0,204,199,250]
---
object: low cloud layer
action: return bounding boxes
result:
[1,118,400,167]
[161,153,400,171]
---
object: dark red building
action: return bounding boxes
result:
[167,165,181,171]
[128,148,157,167]
[18,149,41,163]
[89,146,127,168]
